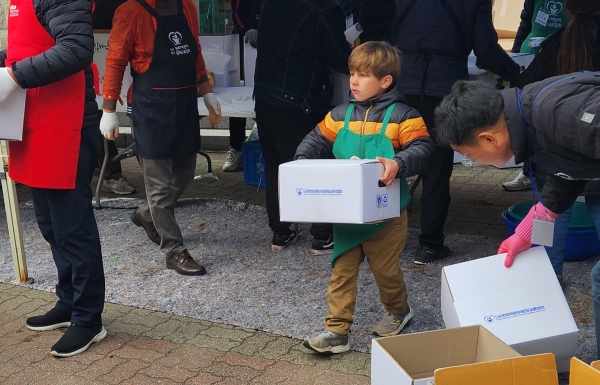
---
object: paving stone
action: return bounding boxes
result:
[95,359,151,384]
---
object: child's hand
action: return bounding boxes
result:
[376,157,399,186]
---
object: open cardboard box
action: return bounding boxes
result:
[371,325,521,385]
[569,358,600,384]
[433,353,557,385]
[441,247,578,373]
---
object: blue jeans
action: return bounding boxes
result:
[545,196,600,275]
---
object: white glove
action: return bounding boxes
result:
[100,110,120,140]
[244,29,258,48]
[203,93,221,126]
[0,67,20,103]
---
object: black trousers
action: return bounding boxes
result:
[255,111,332,240]
[405,94,453,249]
[31,125,105,327]
[229,117,247,151]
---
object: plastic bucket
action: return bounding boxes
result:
[501,201,600,261]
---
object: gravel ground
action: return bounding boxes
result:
[0,198,597,381]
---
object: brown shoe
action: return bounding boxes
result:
[166,250,207,276]
[130,210,161,245]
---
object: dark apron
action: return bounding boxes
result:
[331,103,408,267]
[131,0,200,159]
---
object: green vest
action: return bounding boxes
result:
[520,0,571,54]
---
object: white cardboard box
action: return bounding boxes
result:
[493,155,523,169]
[371,325,521,385]
[242,41,256,87]
[441,247,579,373]
[0,88,26,141]
[509,52,535,69]
[279,159,400,224]
[199,34,240,87]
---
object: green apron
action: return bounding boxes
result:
[520,0,570,54]
[331,103,409,267]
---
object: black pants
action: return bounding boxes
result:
[255,111,332,240]
[405,95,453,249]
[229,117,247,151]
[31,125,105,327]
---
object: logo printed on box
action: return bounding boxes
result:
[296,188,343,196]
[376,194,388,208]
[483,305,545,323]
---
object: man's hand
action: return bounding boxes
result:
[0,67,20,103]
[244,29,258,48]
[376,157,399,186]
[498,233,532,267]
[100,110,120,140]
[203,93,221,126]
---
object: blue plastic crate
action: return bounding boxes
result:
[242,140,266,187]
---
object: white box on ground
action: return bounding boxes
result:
[199,34,240,87]
[279,159,400,224]
[371,325,521,385]
[441,247,578,373]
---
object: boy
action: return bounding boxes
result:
[295,41,434,353]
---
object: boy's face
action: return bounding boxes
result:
[349,69,392,101]
[450,118,514,167]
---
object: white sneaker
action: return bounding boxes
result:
[223,148,243,172]
[102,178,135,195]
[502,171,531,191]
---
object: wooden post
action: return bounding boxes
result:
[0,140,29,283]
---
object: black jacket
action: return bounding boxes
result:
[502,73,600,213]
[514,15,600,88]
[394,0,520,98]
[253,0,351,118]
[511,0,535,53]
[1,0,97,131]
[231,0,262,34]
[295,83,434,178]
[340,0,396,42]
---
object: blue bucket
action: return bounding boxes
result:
[501,201,600,261]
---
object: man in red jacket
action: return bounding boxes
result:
[2,0,106,357]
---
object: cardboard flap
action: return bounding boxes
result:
[434,353,558,385]
[592,360,600,370]
[475,326,521,362]
[570,358,600,384]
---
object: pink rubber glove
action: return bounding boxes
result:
[499,201,558,267]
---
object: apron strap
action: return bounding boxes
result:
[380,103,396,134]
[343,104,355,128]
[135,0,160,18]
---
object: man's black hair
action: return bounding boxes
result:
[433,80,505,147]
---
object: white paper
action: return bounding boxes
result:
[0,88,26,141]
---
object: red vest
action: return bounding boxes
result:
[7,0,86,189]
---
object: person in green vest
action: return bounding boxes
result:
[295,41,434,353]
[512,0,571,54]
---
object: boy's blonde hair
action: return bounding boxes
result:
[348,41,402,80]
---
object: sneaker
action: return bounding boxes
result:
[50,324,107,358]
[223,148,243,172]
[502,171,531,191]
[311,235,334,256]
[413,245,453,265]
[372,305,414,337]
[26,308,71,331]
[303,331,350,354]
[102,177,136,195]
[271,230,299,251]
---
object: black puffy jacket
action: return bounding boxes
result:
[0,0,97,131]
[502,72,600,214]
